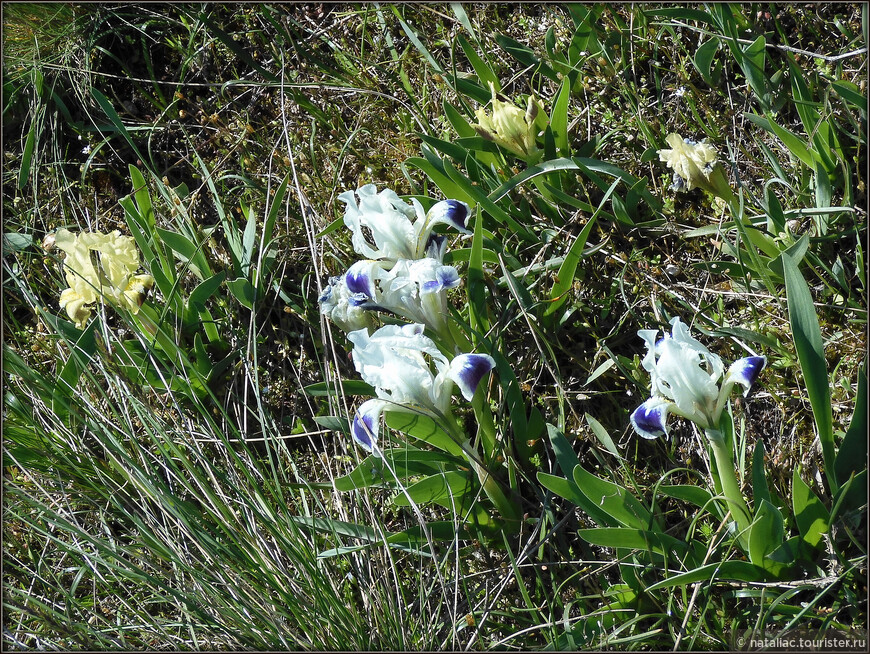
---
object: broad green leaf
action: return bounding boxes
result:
[262,174,288,254]
[578,528,688,557]
[443,100,477,138]
[2,232,33,254]
[226,277,256,310]
[467,208,489,339]
[406,156,474,206]
[536,471,614,527]
[128,165,155,230]
[546,423,579,478]
[782,252,836,492]
[495,34,559,82]
[693,38,720,84]
[543,178,614,318]
[188,271,227,310]
[835,360,867,483]
[645,561,768,591]
[18,123,36,190]
[792,466,829,551]
[741,36,768,103]
[391,9,445,74]
[748,499,785,573]
[392,470,473,506]
[745,113,815,170]
[52,320,99,421]
[659,485,717,513]
[119,196,156,263]
[550,77,571,156]
[573,464,656,530]
[831,79,867,113]
[457,33,499,91]
[303,380,376,397]
[419,133,469,162]
[154,226,195,260]
[333,449,459,491]
[768,232,809,278]
[385,411,464,457]
[584,413,620,459]
[92,88,146,162]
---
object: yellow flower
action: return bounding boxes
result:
[55,228,154,328]
[472,82,545,162]
[658,133,733,201]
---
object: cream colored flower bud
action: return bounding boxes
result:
[658,133,734,202]
[472,82,545,162]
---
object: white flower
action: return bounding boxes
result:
[347,323,495,453]
[318,274,375,333]
[657,133,733,200]
[630,317,766,439]
[339,257,461,334]
[339,185,470,263]
[54,228,154,328]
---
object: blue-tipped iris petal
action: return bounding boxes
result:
[448,353,496,401]
[726,356,767,394]
[427,199,471,233]
[630,397,672,440]
[421,265,461,294]
[345,262,377,299]
[351,399,384,453]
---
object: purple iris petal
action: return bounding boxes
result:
[428,199,471,232]
[630,398,670,440]
[449,353,496,401]
[345,264,376,298]
[351,411,378,452]
[730,356,766,393]
[421,266,461,294]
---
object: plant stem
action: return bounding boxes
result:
[706,428,752,547]
[443,411,521,528]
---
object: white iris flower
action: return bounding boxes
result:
[341,257,461,334]
[339,185,471,263]
[630,317,766,439]
[347,323,496,454]
[318,274,376,333]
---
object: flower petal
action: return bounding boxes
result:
[447,353,496,401]
[420,265,460,294]
[426,199,471,234]
[630,397,673,440]
[351,399,386,454]
[344,261,378,298]
[725,356,766,395]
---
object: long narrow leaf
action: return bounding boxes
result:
[781,252,837,493]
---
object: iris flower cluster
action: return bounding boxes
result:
[630,317,766,538]
[630,317,767,440]
[320,184,496,455]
